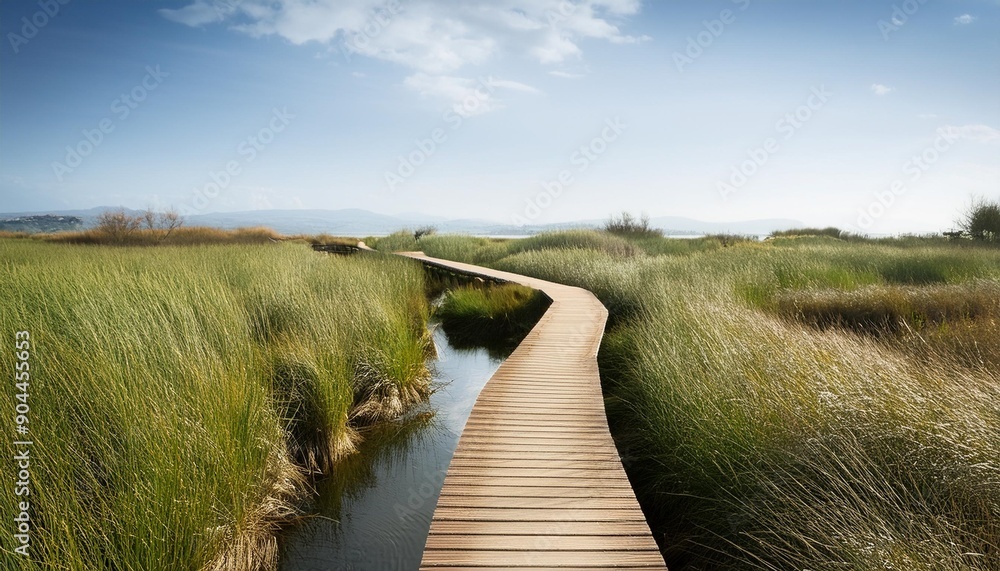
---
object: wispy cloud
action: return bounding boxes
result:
[871,83,894,96]
[549,70,587,79]
[161,0,645,113]
[403,73,537,117]
[954,14,977,25]
[945,124,1000,143]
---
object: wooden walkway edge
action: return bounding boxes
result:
[401,252,667,570]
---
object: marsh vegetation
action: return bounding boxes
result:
[393,227,1000,570]
[0,239,432,570]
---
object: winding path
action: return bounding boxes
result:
[401,253,667,570]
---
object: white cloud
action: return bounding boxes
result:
[944,124,1000,143]
[161,0,645,113]
[487,78,539,93]
[550,70,586,79]
[954,14,977,25]
[159,2,234,26]
[871,83,894,96]
[403,73,538,117]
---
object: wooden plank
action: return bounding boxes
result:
[419,550,666,566]
[447,465,625,476]
[456,425,613,435]
[443,450,621,461]
[457,436,613,447]
[435,496,642,510]
[401,253,666,570]
[423,567,662,571]
[424,534,659,551]
[438,486,635,499]
[441,476,635,489]
[448,458,620,469]
[426,521,654,536]
[462,424,608,432]
[431,507,649,523]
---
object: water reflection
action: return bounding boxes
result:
[280,323,505,570]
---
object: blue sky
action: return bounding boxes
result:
[1,0,997,232]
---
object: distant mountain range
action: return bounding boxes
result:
[0,207,804,237]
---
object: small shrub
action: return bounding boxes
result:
[413,226,437,240]
[604,211,663,238]
[959,197,1000,242]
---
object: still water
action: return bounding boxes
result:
[280,323,504,570]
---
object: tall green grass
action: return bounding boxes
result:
[421,232,1000,570]
[0,240,430,570]
[381,229,652,261]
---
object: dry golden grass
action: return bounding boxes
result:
[43,225,284,246]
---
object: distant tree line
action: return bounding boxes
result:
[0,215,83,233]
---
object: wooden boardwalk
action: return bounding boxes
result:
[402,253,667,570]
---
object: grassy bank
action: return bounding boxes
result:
[435,283,550,354]
[410,231,1000,570]
[0,240,430,570]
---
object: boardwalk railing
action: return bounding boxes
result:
[402,253,667,570]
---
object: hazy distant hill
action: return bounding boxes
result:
[0,207,803,237]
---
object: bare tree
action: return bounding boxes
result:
[157,209,183,241]
[96,209,141,244]
[142,208,158,230]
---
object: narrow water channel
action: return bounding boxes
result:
[280,322,506,570]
